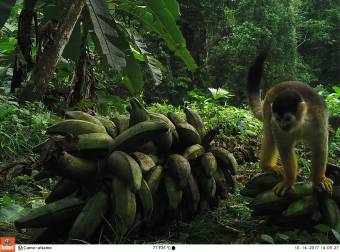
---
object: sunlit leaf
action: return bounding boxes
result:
[0,37,17,52]
[276,233,289,241]
[0,203,26,222]
[163,0,180,20]
[208,87,234,100]
[314,224,331,233]
[333,86,340,95]
[260,234,274,244]
[130,45,145,61]
[331,229,340,242]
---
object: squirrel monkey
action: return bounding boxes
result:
[247,52,333,196]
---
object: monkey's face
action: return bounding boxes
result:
[271,90,305,132]
[272,112,297,132]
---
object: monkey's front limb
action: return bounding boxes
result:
[259,127,284,176]
[273,143,297,196]
[311,136,333,192]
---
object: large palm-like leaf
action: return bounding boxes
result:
[104,21,145,96]
[126,31,164,86]
[85,0,126,71]
[0,0,17,29]
[117,1,197,70]
[163,0,180,21]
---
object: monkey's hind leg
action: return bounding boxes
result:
[259,127,284,176]
[273,143,297,196]
[311,135,333,192]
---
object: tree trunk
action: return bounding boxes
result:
[10,0,38,93]
[20,0,86,102]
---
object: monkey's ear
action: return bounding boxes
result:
[297,101,307,116]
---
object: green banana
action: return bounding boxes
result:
[184,108,206,138]
[283,195,317,217]
[167,112,185,127]
[47,120,107,136]
[153,129,173,153]
[166,154,191,189]
[67,191,109,243]
[145,186,167,228]
[149,112,179,146]
[112,114,130,134]
[209,147,238,175]
[250,190,292,215]
[146,165,164,195]
[65,111,103,126]
[245,172,283,191]
[107,151,142,192]
[321,197,340,229]
[111,177,137,235]
[110,121,168,152]
[95,116,118,138]
[14,197,84,228]
[240,187,262,198]
[183,144,205,161]
[183,174,200,213]
[134,141,158,155]
[251,182,313,215]
[129,98,150,127]
[46,151,97,183]
[76,133,114,152]
[177,122,202,146]
[200,152,217,177]
[45,178,79,203]
[332,186,340,203]
[136,179,154,221]
[130,152,156,174]
[165,175,183,211]
[192,167,216,198]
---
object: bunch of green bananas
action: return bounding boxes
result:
[242,165,340,230]
[15,99,238,243]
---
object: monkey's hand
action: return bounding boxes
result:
[273,179,295,196]
[313,176,333,192]
[263,165,285,176]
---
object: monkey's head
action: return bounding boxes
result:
[271,90,307,132]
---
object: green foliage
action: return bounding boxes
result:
[86,0,126,71]
[116,0,197,71]
[313,84,340,164]
[96,92,129,116]
[147,89,262,142]
[0,95,58,164]
[184,89,262,139]
[260,225,340,244]
[326,86,340,117]
[260,234,274,244]
[315,85,340,117]
[296,0,340,85]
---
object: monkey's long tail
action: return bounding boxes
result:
[247,51,268,121]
